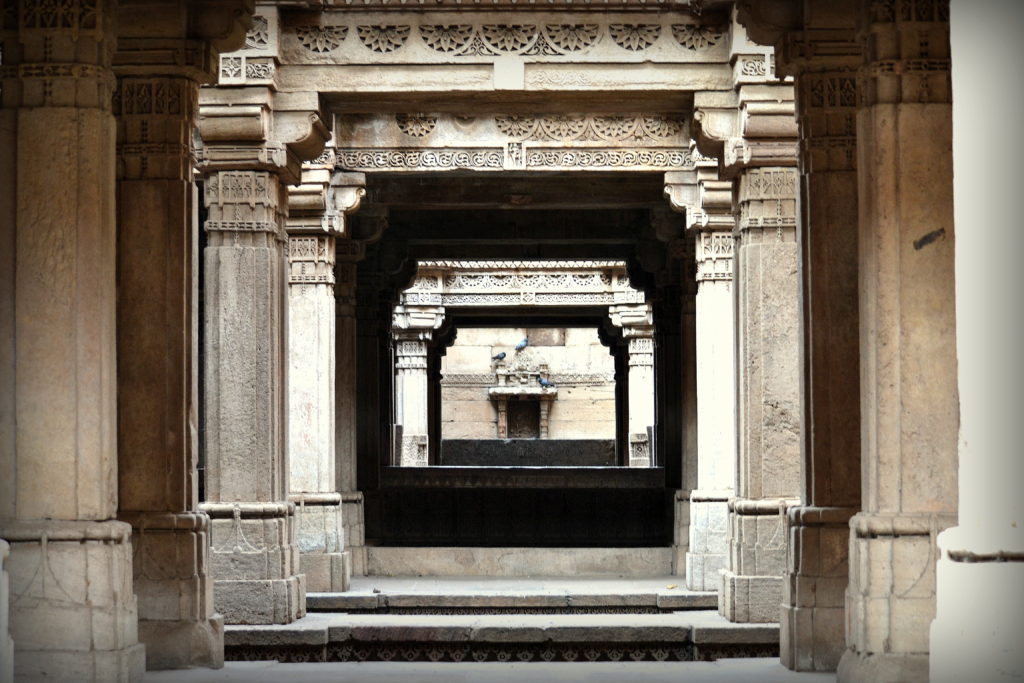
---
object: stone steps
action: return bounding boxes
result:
[225,577,776,664]
[224,611,779,663]
[363,546,675,576]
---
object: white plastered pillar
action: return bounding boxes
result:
[930,3,1024,681]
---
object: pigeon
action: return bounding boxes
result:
[538,377,556,389]
[492,352,506,361]
[515,337,529,352]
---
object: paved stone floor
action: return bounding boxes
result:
[146,658,836,682]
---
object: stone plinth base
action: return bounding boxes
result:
[671,490,690,578]
[718,499,793,622]
[780,506,855,672]
[201,502,305,625]
[342,492,366,576]
[718,570,782,623]
[838,648,928,683]
[929,526,1024,683]
[300,551,351,593]
[842,512,954,683]
[120,511,223,669]
[1,540,14,683]
[686,493,730,591]
[138,615,224,670]
[2,520,146,682]
[293,498,350,592]
[214,576,305,625]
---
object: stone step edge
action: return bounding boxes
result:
[307,591,717,611]
[224,615,779,648]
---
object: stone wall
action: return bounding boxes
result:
[441,327,616,440]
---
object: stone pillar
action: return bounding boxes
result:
[111,1,253,666]
[610,304,655,468]
[0,2,146,678]
[719,165,801,623]
[691,218,737,591]
[780,25,863,672]
[393,306,445,467]
[667,163,738,592]
[838,4,958,681]
[195,4,330,624]
[0,540,12,683]
[335,240,367,575]
[931,4,1024,680]
[286,168,364,593]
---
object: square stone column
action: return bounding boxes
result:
[835,4,958,681]
[930,4,1024,680]
[667,165,738,592]
[336,242,368,575]
[198,166,305,624]
[719,166,802,623]
[112,5,242,664]
[778,25,864,672]
[393,306,445,467]
[609,304,655,468]
[285,167,364,592]
[0,3,145,679]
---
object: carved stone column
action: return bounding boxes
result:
[392,305,445,467]
[838,4,958,680]
[111,0,256,667]
[285,165,364,593]
[931,4,1024,680]
[719,164,801,623]
[0,2,146,679]
[195,5,329,623]
[668,166,738,592]
[774,17,863,672]
[335,239,367,575]
[609,304,655,468]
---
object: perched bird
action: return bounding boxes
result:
[492,351,507,361]
[538,377,556,389]
[515,337,529,352]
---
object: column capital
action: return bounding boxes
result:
[392,304,446,341]
[664,154,734,233]
[608,302,653,333]
[287,161,366,237]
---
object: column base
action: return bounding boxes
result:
[300,551,351,593]
[671,490,689,578]
[293,498,350,592]
[929,525,1024,682]
[214,575,306,625]
[201,502,306,625]
[781,506,855,672]
[686,493,730,591]
[1,540,14,683]
[138,614,224,670]
[717,569,782,623]
[342,492,367,576]
[2,520,145,682]
[844,512,954,683]
[119,511,223,670]
[838,648,928,683]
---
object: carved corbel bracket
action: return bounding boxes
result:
[734,0,800,52]
[608,303,654,332]
[393,304,447,337]
[286,167,366,236]
[191,0,257,55]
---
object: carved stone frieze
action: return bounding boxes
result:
[278,13,729,65]
[288,236,336,286]
[736,167,798,235]
[402,262,642,309]
[336,112,693,173]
